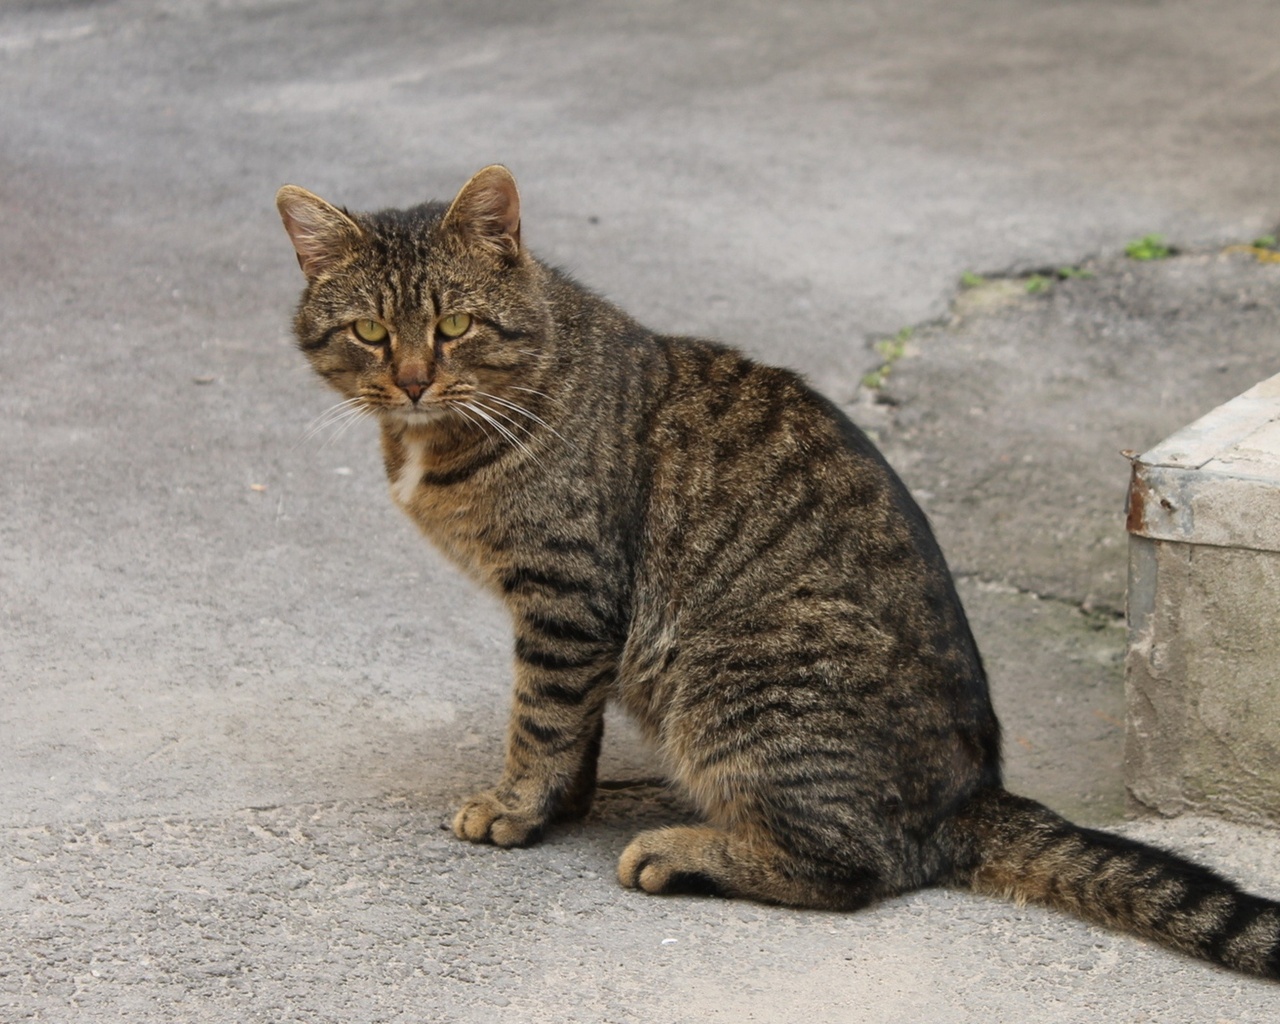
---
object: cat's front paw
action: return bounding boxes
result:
[452,791,546,847]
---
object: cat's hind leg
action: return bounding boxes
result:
[617,823,882,911]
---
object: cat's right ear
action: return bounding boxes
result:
[275,185,363,281]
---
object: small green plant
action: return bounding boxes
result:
[960,270,986,289]
[1056,265,1094,279]
[1125,234,1172,261]
[1024,274,1051,295]
[875,328,910,362]
[862,327,911,390]
[1253,234,1277,250]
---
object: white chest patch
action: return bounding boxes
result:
[391,437,427,509]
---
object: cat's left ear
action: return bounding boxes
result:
[275,185,363,280]
[442,165,521,260]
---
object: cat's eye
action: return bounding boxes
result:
[352,319,389,344]
[437,313,472,340]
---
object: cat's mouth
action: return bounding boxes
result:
[393,405,449,427]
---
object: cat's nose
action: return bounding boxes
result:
[395,364,432,402]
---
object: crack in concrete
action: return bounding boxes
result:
[953,570,1126,625]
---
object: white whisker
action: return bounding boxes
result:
[301,397,363,435]
[474,390,571,446]
[322,404,373,448]
[448,401,496,445]
[469,402,528,447]
[468,401,543,468]
[295,397,371,449]
[473,394,537,434]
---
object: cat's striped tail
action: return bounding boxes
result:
[946,787,1280,978]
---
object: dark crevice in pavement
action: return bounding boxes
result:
[952,570,1126,626]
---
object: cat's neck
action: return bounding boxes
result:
[382,416,489,467]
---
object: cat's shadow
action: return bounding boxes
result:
[589,776,695,835]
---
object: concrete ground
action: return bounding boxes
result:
[3,1,1280,1020]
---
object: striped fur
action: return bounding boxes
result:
[277,167,1280,978]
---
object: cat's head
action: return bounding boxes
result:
[276,166,552,431]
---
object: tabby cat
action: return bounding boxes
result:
[277,166,1280,978]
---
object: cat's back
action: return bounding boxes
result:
[639,333,950,606]
[625,333,992,702]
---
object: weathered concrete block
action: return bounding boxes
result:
[1125,372,1280,825]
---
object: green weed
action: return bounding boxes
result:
[875,328,911,361]
[1125,234,1172,261]
[862,328,912,390]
